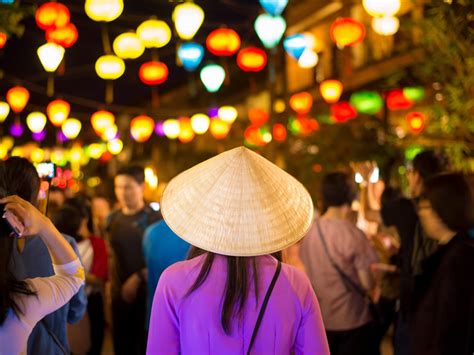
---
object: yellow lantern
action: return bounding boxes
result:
[371,16,400,36]
[95,55,125,80]
[31,148,45,163]
[11,147,24,157]
[130,115,154,142]
[69,145,83,163]
[0,101,10,122]
[1,137,14,150]
[91,110,115,135]
[100,124,118,140]
[363,0,400,17]
[87,143,106,159]
[172,2,204,40]
[0,145,8,160]
[85,0,124,22]
[218,106,238,124]
[320,80,343,104]
[113,33,145,60]
[107,139,123,155]
[178,118,195,143]
[37,42,65,72]
[137,19,171,48]
[62,118,82,139]
[26,112,47,133]
[51,149,67,166]
[47,99,70,126]
[210,119,231,140]
[163,119,180,139]
[190,113,210,134]
[7,86,30,113]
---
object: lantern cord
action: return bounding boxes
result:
[101,23,112,54]
[105,81,113,105]
[47,75,54,98]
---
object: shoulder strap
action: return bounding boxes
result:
[40,319,69,355]
[247,260,281,355]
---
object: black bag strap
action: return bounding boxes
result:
[40,318,69,355]
[247,260,281,355]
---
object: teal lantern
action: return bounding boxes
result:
[403,86,425,102]
[350,91,383,115]
[178,42,204,71]
[259,0,288,16]
[200,64,225,92]
[254,14,286,49]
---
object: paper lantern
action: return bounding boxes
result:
[248,108,269,126]
[85,0,124,22]
[178,118,195,143]
[387,89,413,110]
[210,119,230,139]
[190,113,210,134]
[403,87,425,102]
[218,106,238,123]
[130,115,154,142]
[36,2,70,30]
[372,16,399,36]
[107,139,123,155]
[100,124,118,140]
[254,14,286,49]
[363,0,400,17]
[406,112,425,134]
[350,91,383,114]
[91,110,115,135]
[206,28,241,56]
[37,42,65,72]
[87,143,106,159]
[236,47,267,72]
[298,49,319,68]
[137,19,171,48]
[284,34,309,60]
[177,42,204,71]
[163,119,180,139]
[244,125,265,146]
[10,122,24,137]
[47,99,70,126]
[290,92,313,115]
[172,2,204,40]
[0,101,10,122]
[31,148,45,164]
[32,130,47,142]
[331,102,357,122]
[200,64,225,93]
[273,123,287,142]
[26,112,47,133]
[113,33,145,60]
[62,118,82,139]
[259,0,288,16]
[139,61,168,85]
[330,18,365,47]
[0,32,7,49]
[320,80,343,104]
[45,23,78,48]
[7,86,29,113]
[95,55,125,80]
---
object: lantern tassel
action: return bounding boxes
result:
[47,75,54,97]
[105,81,113,104]
[151,86,160,108]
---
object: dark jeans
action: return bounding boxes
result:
[327,322,380,355]
[394,314,410,355]
[87,292,105,355]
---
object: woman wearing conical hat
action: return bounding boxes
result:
[146,147,329,354]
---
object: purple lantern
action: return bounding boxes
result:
[155,121,165,137]
[32,130,47,142]
[208,107,219,118]
[57,130,68,142]
[10,122,24,137]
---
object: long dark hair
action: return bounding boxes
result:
[186,247,282,334]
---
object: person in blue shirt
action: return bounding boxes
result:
[142,219,190,326]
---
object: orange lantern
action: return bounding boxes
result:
[406,112,425,134]
[47,99,70,126]
[6,86,30,113]
[248,108,269,126]
[210,119,231,139]
[35,2,70,31]
[206,28,241,56]
[330,18,365,47]
[130,115,154,142]
[0,32,7,49]
[237,47,267,72]
[91,110,115,136]
[46,23,78,48]
[244,125,265,146]
[289,92,313,115]
[139,61,168,85]
[178,118,195,143]
[320,80,343,104]
[273,123,287,142]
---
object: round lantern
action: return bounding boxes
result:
[320,80,343,104]
[130,115,154,142]
[406,112,425,134]
[200,64,226,93]
[387,89,413,110]
[46,23,78,48]
[137,19,171,48]
[107,139,123,155]
[298,49,319,68]
[87,143,106,159]
[47,99,70,126]
[237,47,267,72]
[363,0,400,17]
[272,123,287,142]
[331,102,357,122]
[330,18,366,47]
[403,87,425,102]
[0,102,10,122]
[32,130,47,142]
[248,108,269,126]
[36,2,70,30]
[139,61,168,85]
[37,42,65,72]
[178,42,204,71]
[95,55,125,80]
[26,112,47,133]
[100,124,118,140]
[178,118,195,143]
[9,122,24,138]
[350,91,383,115]
[210,119,230,140]
[289,92,313,115]
[91,110,115,135]
[163,119,180,139]
[244,125,265,146]
[259,0,288,16]
[113,33,145,60]
[62,118,82,139]
[7,86,29,113]
[372,16,399,36]
[172,2,204,40]
[190,113,210,134]
[0,32,7,49]
[283,34,309,60]
[218,106,238,123]
[254,14,286,49]
[85,0,124,22]
[206,28,241,56]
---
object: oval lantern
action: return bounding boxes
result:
[406,112,425,134]
[172,2,204,40]
[0,101,10,122]
[200,64,225,93]
[47,99,70,126]
[139,61,168,85]
[363,0,400,17]
[244,125,265,147]
[218,106,238,124]
[113,32,145,60]
[387,89,413,110]
[178,117,195,143]
[190,113,210,134]
[163,119,180,139]
[0,32,7,49]
[178,42,204,71]
[62,118,82,139]
[237,47,267,72]
[100,124,118,140]
[91,110,115,136]
[283,34,309,60]
[273,123,287,142]
[349,91,383,115]
[95,55,125,80]
[107,139,123,155]
[46,23,78,48]
[298,49,319,68]
[289,92,313,115]
[206,28,241,56]
[10,122,24,138]
[254,14,286,49]
[85,0,124,22]
[37,42,65,72]
[7,86,29,113]
[372,16,399,36]
[320,80,343,104]
[26,112,47,133]
[330,18,366,47]
[331,102,357,122]
[137,19,171,48]
[259,0,288,16]
[403,87,425,102]
[130,115,154,142]
[36,2,70,30]
[210,118,231,140]
[248,108,269,126]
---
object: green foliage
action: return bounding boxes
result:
[0,4,35,37]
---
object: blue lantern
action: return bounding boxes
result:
[178,42,204,71]
[283,34,309,60]
[259,0,288,16]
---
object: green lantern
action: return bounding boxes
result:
[403,86,425,102]
[349,91,383,115]
[287,117,301,135]
[405,145,424,161]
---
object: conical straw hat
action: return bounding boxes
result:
[161,146,314,257]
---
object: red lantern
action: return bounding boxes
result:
[244,125,265,146]
[7,86,29,113]
[206,28,241,56]
[139,61,168,85]
[248,108,269,126]
[330,18,365,47]
[331,102,357,122]
[46,23,78,48]
[387,89,413,110]
[406,112,425,134]
[272,123,287,142]
[0,32,7,49]
[35,3,70,31]
[290,92,313,115]
[237,47,267,72]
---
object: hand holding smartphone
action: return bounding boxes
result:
[1,204,25,237]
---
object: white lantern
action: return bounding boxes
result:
[372,16,400,36]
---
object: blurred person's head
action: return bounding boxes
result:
[91,195,111,236]
[114,165,145,213]
[51,204,84,243]
[2,157,40,204]
[321,172,356,213]
[63,196,93,238]
[407,150,444,198]
[418,173,473,243]
[48,186,66,209]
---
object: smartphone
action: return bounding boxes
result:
[1,204,25,237]
[36,162,56,180]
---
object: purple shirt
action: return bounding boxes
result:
[147,254,329,354]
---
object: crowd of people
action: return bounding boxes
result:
[0,146,473,355]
